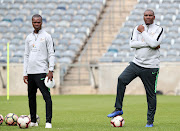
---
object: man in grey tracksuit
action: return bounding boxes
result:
[107,9,164,127]
[23,14,55,128]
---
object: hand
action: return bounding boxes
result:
[155,45,160,50]
[47,71,53,81]
[23,76,28,84]
[137,25,145,33]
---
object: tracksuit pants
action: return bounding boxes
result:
[115,62,159,123]
[28,73,52,123]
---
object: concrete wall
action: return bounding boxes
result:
[98,62,180,95]
[0,64,60,96]
[1,62,180,95]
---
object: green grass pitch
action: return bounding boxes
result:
[0,95,180,131]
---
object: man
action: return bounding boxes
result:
[23,14,55,128]
[107,9,163,127]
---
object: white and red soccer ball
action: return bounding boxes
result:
[0,114,3,125]
[5,113,18,126]
[17,115,31,129]
[110,115,125,127]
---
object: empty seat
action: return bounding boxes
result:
[46,3,57,9]
[10,57,21,63]
[62,50,76,58]
[11,38,22,45]
[99,56,113,62]
[55,51,64,58]
[49,15,61,21]
[13,51,24,57]
[66,27,78,33]
[112,39,124,45]
[9,3,22,9]
[62,33,75,39]
[70,20,82,27]
[69,3,79,9]
[26,0,37,3]
[166,50,179,56]
[138,0,149,4]
[57,3,67,10]
[84,15,97,24]
[107,45,119,53]
[70,39,84,46]
[88,9,100,18]
[68,44,81,52]
[135,3,147,9]
[82,21,94,30]
[55,45,67,51]
[163,14,173,21]
[0,57,7,63]
[57,21,70,27]
[58,57,73,64]
[61,15,72,21]
[80,3,91,9]
[72,15,85,21]
[52,33,60,39]
[78,27,90,36]
[77,9,88,16]
[120,44,130,51]
[59,39,70,45]
[66,9,77,16]
[54,27,66,34]
[75,33,87,42]
[104,52,117,57]
[92,3,103,11]
[150,0,160,4]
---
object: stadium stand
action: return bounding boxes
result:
[0,0,106,64]
[99,0,180,62]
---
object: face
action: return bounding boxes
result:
[144,11,155,25]
[32,17,42,31]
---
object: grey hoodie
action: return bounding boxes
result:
[23,29,55,76]
[130,23,163,68]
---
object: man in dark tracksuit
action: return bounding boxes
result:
[23,14,55,128]
[107,9,163,127]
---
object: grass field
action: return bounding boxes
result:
[0,95,180,131]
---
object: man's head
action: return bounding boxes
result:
[144,9,155,25]
[32,14,42,33]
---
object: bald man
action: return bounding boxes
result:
[107,9,164,127]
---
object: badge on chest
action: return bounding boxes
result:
[32,44,38,52]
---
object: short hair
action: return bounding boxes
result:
[32,14,42,20]
[144,9,155,16]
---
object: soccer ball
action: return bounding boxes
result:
[0,114,3,125]
[110,115,125,127]
[28,114,40,124]
[17,115,31,129]
[44,76,55,88]
[5,113,18,126]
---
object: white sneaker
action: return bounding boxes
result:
[45,123,52,128]
[29,122,38,127]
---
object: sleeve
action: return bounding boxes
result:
[46,34,55,72]
[141,26,164,48]
[129,26,148,49]
[23,37,29,76]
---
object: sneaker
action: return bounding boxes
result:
[29,122,38,127]
[145,122,153,127]
[45,123,52,128]
[107,109,123,118]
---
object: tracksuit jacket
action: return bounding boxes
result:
[23,29,55,76]
[130,23,164,68]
